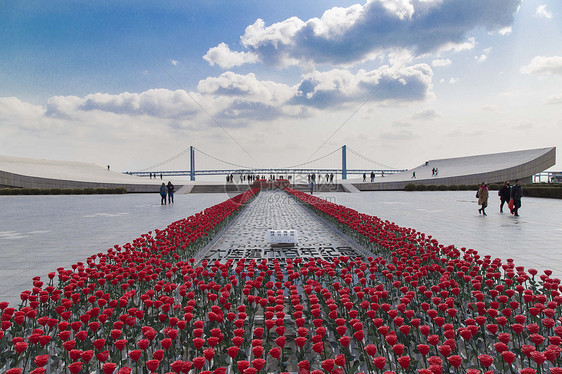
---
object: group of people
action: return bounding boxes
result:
[150,173,163,180]
[362,171,383,182]
[307,173,335,183]
[159,181,175,205]
[477,180,523,216]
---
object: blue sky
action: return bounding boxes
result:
[1,0,561,173]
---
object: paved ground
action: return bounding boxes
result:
[0,193,228,306]
[2,190,561,307]
[197,191,369,263]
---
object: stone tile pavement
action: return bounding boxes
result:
[0,193,228,306]
[2,189,561,307]
[196,191,369,263]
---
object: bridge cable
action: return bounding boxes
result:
[193,147,254,170]
[347,146,399,170]
[306,55,414,160]
[282,146,342,169]
[139,147,191,172]
[150,54,255,162]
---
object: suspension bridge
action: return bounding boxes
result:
[125,145,405,181]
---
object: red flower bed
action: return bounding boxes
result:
[1,187,561,374]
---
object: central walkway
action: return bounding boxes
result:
[197,190,370,263]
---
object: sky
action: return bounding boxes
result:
[1,0,561,173]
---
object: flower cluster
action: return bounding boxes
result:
[284,188,562,374]
[1,187,561,374]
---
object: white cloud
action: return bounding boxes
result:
[206,0,519,69]
[170,59,179,66]
[536,5,552,19]
[392,119,412,128]
[290,63,433,108]
[410,108,441,120]
[475,47,492,63]
[498,26,512,36]
[431,59,452,67]
[197,72,300,121]
[440,77,458,84]
[481,104,500,112]
[379,129,418,141]
[475,54,487,63]
[0,97,45,121]
[46,90,202,120]
[203,43,259,69]
[439,37,476,53]
[521,56,562,75]
[544,94,562,105]
[8,62,434,135]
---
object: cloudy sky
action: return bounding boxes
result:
[1,0,561,173]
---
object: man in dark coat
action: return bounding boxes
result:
[498,181,511,213]
[510,179,523,216]
[167,181,175,204]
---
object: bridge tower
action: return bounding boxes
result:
[190,146,195,181]
[342,145,347,180]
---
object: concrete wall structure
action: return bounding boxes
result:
[0,147,556,193]
[353,147,556,191]
[0,156,184,193]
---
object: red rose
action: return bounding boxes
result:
[204,348,215,361]
[114,339,127,351]
[96,350,109,362]
[129,349,142,362]
[338,336,350,347]
[252,358,266,371]
[68,362,83,374]
[501,351,516,364]
[295,337,307,348]
[417,344,430,356]
[478,354,494,367]
[171,360,185,373]
[92,338,105,350]
[373,356,386,370]
[397,356,410,369]
[146,359,160,372]
[161,337,172,350]
[102,363,117,374]
[275,336,286,348]
[365,344,377,356]
[447,355,462,368]
[237,360,250,372]
[34,354,49,367]
[269,347,281,359]
[322,359,335,372]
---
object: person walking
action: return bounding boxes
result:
[309,180,314,195]
[159,183,167,205]
[412,171,416,179]
[477,182,489,216]
[511,179,523,216]
[167,181,175,204]
[498,181,511,213]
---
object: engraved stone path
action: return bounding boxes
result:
[197,190,370,263]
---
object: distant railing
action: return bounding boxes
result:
[533,171,562,183]
[125,168,406,178]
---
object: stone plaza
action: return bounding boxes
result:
[2,188,561,307]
